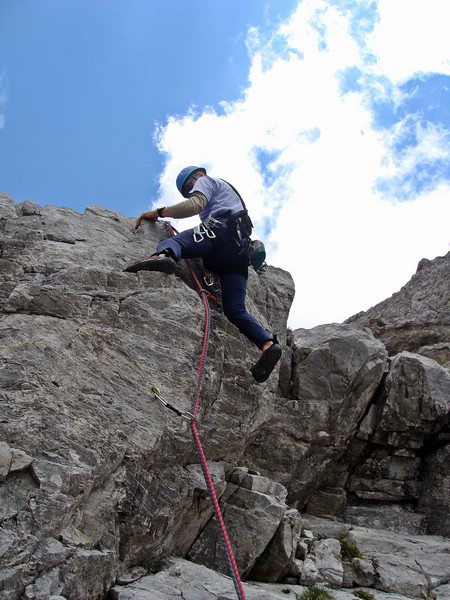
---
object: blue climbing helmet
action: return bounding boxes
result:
[176,166,207,197]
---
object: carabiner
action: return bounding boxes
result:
[204,271,215,287]
[193,224,205,243]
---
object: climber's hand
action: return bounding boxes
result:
[135,210,158,229]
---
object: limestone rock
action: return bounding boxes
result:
[0,193,16,219]
[255,323,388,507]
[249,509,302,582]
[0,441,12,481]
[346,252,450,369]
[377,352,449,445]
[109,556,331,600]
[1,195,449,599]
[312,538,343,588]
[417,443,450,536]
[346,527,450,598]
[188,468,288,578]
[345,351,450,529]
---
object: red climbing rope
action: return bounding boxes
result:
[165,222,246,600]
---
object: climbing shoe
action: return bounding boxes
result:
[250,342,282,383]
[124,254,177,274]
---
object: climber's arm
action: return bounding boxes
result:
[134,193,208,229]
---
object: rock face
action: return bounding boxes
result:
[346,253,450,370]
[345,252,450,539]
[0,193,449,600]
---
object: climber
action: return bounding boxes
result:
[124,166,281,383]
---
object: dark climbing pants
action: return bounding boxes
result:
[156,219,273,349]
[219,272,272,348]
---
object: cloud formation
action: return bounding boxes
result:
[154,0,450,328]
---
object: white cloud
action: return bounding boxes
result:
[377,117,450,198]
[369,0,450,82]
[154,0,450,329]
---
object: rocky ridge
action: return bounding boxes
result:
[0,193,449,600]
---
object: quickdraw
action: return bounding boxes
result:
[151,386,193,421]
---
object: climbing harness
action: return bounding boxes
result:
[162,222,222,308]
[221,180,267,273]
[202,214,222,229]
[155,220,247,600]
[220,180,253,253]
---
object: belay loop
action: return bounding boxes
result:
[163,221,247,600]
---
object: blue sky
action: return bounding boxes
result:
[0,0,297,214]
[1,0,449,328]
